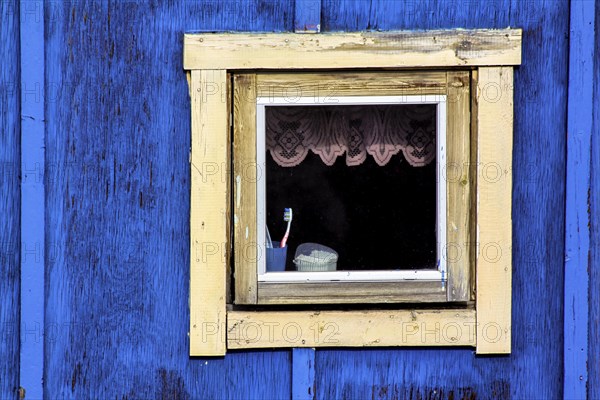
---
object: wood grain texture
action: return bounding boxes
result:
[184,29,522,70]
[564,0,594,395]
[233,74,258,305]
[228,310,476,349]
[446,71,471,302]
[292,348,316,400]
[257,281,446,304]
[589,3,600,398]
[189,69,229,356]
[44,1,293,397]
[20,0,46,395]
[256,71,447,98]
[475,67,513,354]
[316,0,567,398]
[225,73,232,305]
[469,69,479,302]
[0,1,20,397]
[294,0,321,33]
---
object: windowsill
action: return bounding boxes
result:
[254,279,448,304]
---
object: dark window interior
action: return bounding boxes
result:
[265,105,437,271]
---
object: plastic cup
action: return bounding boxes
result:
[266,241,287,272]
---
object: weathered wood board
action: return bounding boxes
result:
[0,0,20,397]
[184,29,522,70]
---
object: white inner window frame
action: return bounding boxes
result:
[256,95,447,283]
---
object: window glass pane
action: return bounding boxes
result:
[265,104,437,271]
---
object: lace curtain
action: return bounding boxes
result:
[266,105,436,168]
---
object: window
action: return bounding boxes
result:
[185,30,521,356]
[259,100,444,282]
[235,72,465,305]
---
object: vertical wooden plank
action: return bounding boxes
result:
[589,4,600,396]
[295,0,321,33]
[564,0,595,396]
[0,1,21,398]
[292,348,316,400]
[226,73,233,304]
[20,0,45,397]
[190,69,229,356]
[446,71,471,302]
[476,67,513,354]
[233,74,258,304]
[469,69,479,302]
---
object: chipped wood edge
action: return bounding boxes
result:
[475,67,513,354]
[227,309,476,349]
[446,71,471,301]
[233,74,259,304]
[184,29,522,70]
[189,70,229,356]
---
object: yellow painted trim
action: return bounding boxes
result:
[189,70,229,356]
[228,310,476,349]
[475,67,513,354]
[184,29,522,70]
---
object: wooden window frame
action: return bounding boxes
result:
[185,30,521,356]
[237,72,460,305]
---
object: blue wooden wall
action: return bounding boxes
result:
[0,0,20,398]
[1,0,599,398]
[44,1,293,398]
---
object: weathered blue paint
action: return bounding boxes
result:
[564,0,595,397]
[20,0,45,398]
[0,0,590,397]
[589,4,600,398]
[292,348,316,400]
[44,1,293,398]
[322,0,517,31]
[317,0,568,398]
[0,1,20,398]
[294,0,321,32]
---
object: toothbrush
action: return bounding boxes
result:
[280,208,292,248]
[266,226,273,248]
